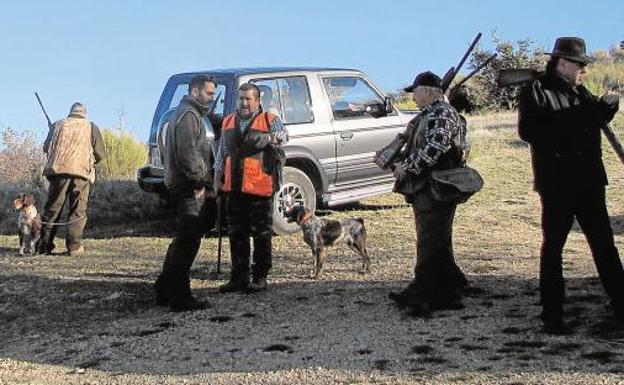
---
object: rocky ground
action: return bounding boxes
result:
[1,114,624,384]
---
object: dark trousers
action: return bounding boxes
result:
[539,187,624,317]
[408,190,467,305]
[226,192,273,282]
[39,175,90,252]
[158,193,216,299]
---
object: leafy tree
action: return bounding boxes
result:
[464,36,546,111]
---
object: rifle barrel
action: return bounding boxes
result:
[441,32,483,91]
[454,54,498,89]
[454,32,482,76]
[35,92,53,128]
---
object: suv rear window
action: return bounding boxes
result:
[251,76,314,124]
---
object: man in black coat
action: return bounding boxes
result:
[518,37,624,334]
[154,74,218,312]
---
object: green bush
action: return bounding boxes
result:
[395,98,417,111]
[585,61,624,95]
[99,129,147,180]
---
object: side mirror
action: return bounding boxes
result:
[384,96,394,113]
[365,102,388,118]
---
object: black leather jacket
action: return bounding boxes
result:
[518,69,619,194]
[163,95,213,195]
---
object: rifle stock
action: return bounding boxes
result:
[497,68,541,87]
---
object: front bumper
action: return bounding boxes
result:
[137,166,166,194]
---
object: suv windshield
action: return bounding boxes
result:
[168,82,227,116]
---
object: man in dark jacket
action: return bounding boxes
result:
[37,102,105,255]
[518,37,624,334]
[154,74,218,312]
[388,72,469,315]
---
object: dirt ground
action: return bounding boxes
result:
[2,114,624,384]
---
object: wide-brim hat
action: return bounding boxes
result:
[545,37,595,64]
[403,71,442,92]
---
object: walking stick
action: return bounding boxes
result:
[208,193,224,280]
[216,194,223,275]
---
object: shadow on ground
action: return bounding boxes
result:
[1,273,623,376]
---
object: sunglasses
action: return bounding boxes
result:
[563,58,588,68]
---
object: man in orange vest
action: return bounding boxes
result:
[214,83,288,293]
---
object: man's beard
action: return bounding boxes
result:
[239,106,260,119]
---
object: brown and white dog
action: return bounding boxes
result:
[286,205,371,279]
[11,193,42,255]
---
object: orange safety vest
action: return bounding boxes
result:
[222,111,276,197]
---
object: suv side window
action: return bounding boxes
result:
[323,76,388,119]
[251,76,314,124]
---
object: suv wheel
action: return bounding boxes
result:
[273,166,316,234]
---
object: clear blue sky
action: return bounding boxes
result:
[1,0,622,141]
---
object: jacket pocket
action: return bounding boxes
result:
[242,157,273,197]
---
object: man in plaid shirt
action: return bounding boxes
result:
[389,71,468,315]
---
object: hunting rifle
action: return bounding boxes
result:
[35,92,54,130]
[374,33,496,170]
[497,68,624,166]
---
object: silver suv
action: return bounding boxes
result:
[137,67,413,233]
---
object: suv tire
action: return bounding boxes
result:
[273,166,316,234]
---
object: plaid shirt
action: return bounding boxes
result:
[400,98,462,176]
[213,109,288,173]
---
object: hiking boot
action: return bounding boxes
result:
[36,240,56,255]
[430,299,465,311]
[249,277,268,293]
[154,276,170,307]
[66,246,84,256]
[541,314,572,335]
[388,287,422,309]
[388,290,411,309]
[608,300,624,321]
[218,279,250,294]
[408,301,431,317]
[169,295,211,312]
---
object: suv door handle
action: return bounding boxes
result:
[340,132,354,140]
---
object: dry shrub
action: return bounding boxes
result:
[0,127,46,185]
[87,179,165,226]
